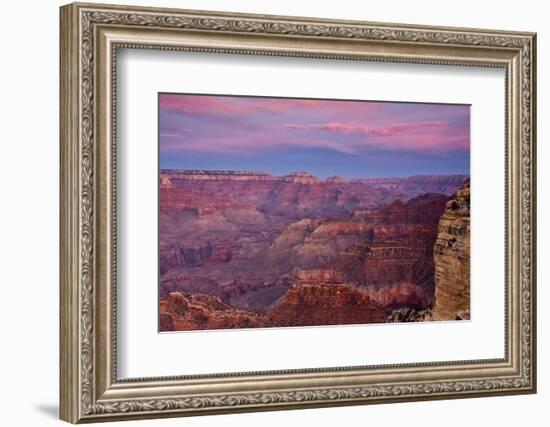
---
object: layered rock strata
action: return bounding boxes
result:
[269,281,387,327]
[159,169,470,331]
[432,180,471,320]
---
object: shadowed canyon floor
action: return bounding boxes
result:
[159,170,470,331]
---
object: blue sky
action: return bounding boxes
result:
[159,94,470,178]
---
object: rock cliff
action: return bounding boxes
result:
[160,170,467,220]
[432,180,471,320]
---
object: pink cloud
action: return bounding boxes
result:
[159,94,469,155]
[160,95,248,114]
[243,98,379,114]
[160,94,381,116]
[373,133,469,152]
[282,120,469,152]
[284,120,447,136]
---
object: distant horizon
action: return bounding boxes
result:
[160,93,470,179]
[160,167,470,181]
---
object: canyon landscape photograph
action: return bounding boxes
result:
[158,93,471,332]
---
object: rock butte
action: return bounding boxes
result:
[159,169,470,331]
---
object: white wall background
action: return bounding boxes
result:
[0,0,545,425]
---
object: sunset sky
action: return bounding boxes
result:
[159,93,470,178]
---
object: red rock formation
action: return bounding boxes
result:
[160,284,388,331]
[160,169,467,220]
[269,284,386,326]
[160,292,268,331]
[326,193,450,307]
[432,180,470,320]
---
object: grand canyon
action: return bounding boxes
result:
[159,170,470,331]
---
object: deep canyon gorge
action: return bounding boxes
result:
[159,170,470,331]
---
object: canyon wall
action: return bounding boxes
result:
[159,169,470,331]
[161,169,468,196]
[432,180,471,320]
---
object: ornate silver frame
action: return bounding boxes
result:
[60,2,537,423]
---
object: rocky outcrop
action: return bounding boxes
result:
[160,283,388,330]
[160,292,268,331]
[269,284,386,326]
[387,307,433,323]
[432,180,470,320]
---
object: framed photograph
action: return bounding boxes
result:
[60,2,537,423]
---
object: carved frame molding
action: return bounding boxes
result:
[60,2,536,423]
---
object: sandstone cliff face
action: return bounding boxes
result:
[432,180,471,320]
